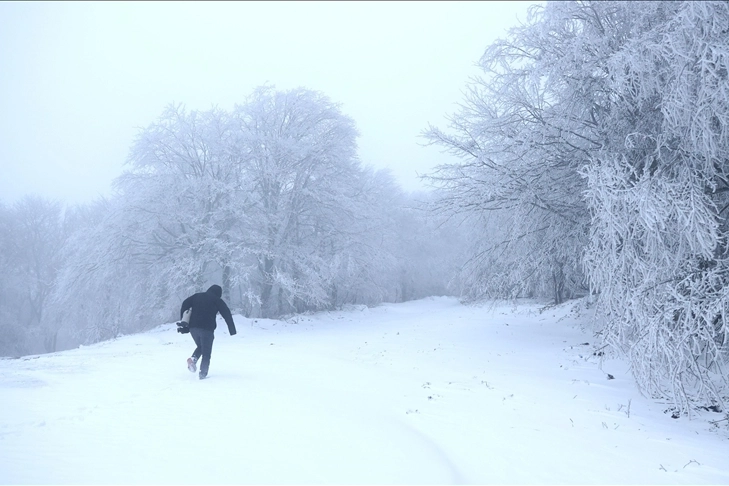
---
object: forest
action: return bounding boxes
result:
[2,1,728,414]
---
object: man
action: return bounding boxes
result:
[179,284,237,379]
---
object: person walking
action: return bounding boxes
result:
[179,284,236,379]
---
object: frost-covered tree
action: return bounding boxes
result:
[323,167,407,308]
[47,105,247,343]
[47,198,142,344]
[428,0,729,412]
[582,1,729,413]
[229,86,373,316]
[423,1,605,304]
[120,104,250,305]
[0,196,68,354]
[0,202,25,356]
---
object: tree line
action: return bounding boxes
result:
[425,1,729,414]
[1,86,467,357]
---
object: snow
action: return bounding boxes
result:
[2,297,728,484]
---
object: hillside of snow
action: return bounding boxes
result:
[2,297,728,484]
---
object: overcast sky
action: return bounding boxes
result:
[0,1,537,206]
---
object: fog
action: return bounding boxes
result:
[0,1,535,204]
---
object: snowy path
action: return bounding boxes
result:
[2,297,729,484]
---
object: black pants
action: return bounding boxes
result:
[190,327,215,375]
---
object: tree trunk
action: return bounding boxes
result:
[44,329,58,353]
[260,257,275,317]
[552,263,565,305]
[222,264,231,303]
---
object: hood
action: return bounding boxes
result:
[206,285,223,299]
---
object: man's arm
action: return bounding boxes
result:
[217,299,237,335]
[180,296,193,320]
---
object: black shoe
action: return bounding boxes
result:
[199,371,208,380]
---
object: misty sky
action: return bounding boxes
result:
[0,1,537,205]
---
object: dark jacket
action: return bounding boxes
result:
[180,285,236,335]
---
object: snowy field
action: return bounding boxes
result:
[2,297,729,484]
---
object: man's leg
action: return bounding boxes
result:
[189,328,203,372]
[198,330,215,378]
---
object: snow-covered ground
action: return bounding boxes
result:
[2,297,728,484]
